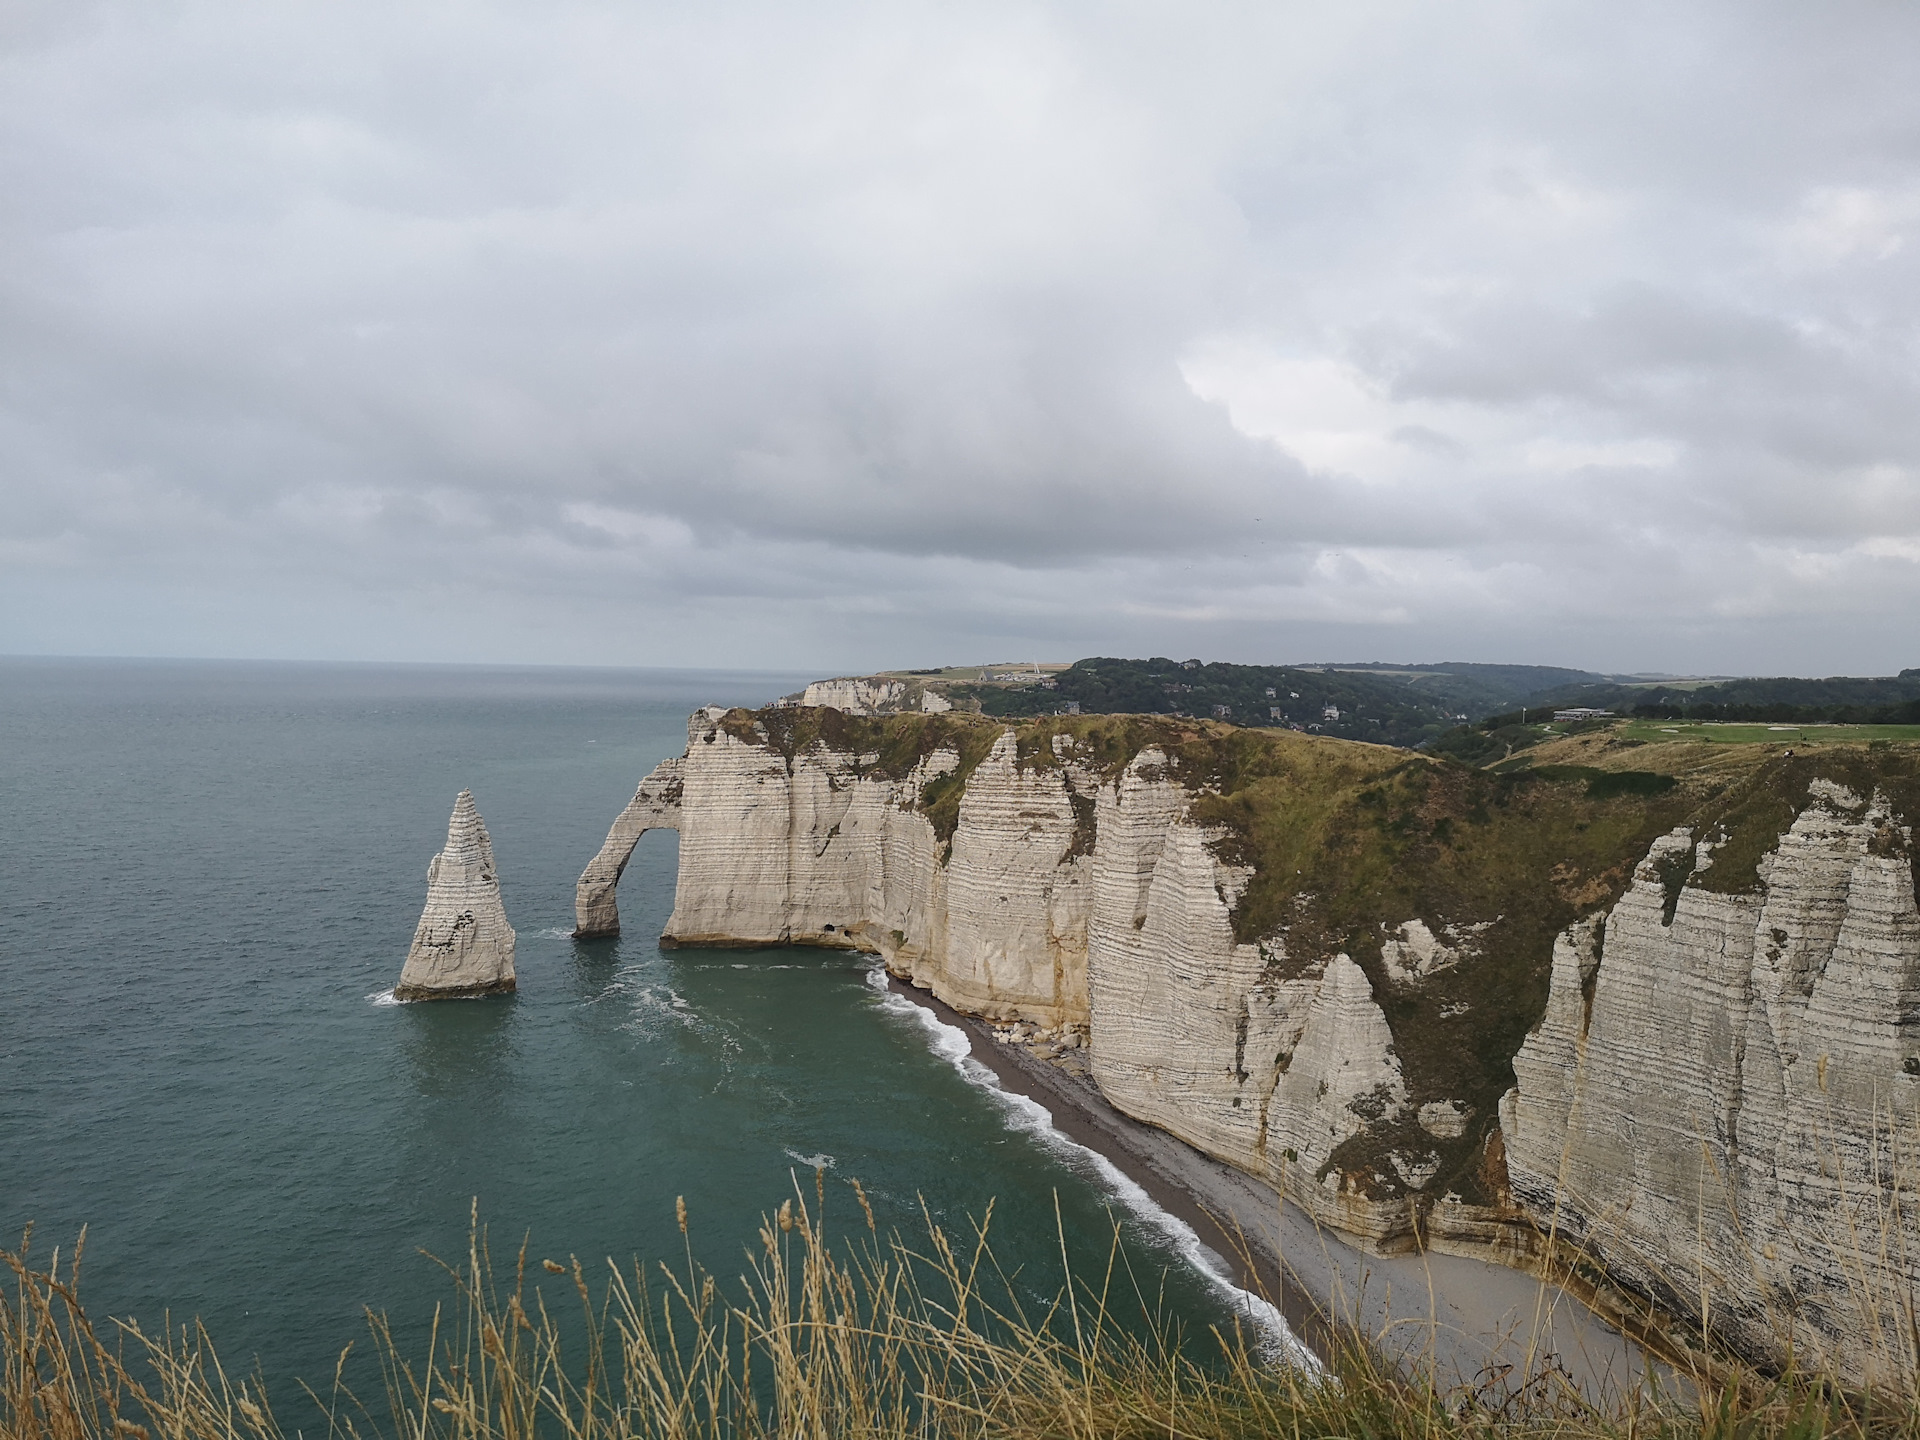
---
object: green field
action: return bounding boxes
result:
[1614,720,1920,745]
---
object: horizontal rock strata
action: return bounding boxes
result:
[397,789,516,1000]
[1504,783,1920,1385]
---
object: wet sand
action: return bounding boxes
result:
[890,977,1677,1405]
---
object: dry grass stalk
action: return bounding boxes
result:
[6,1180,1920,1440]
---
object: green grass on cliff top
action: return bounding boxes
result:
[1614,720,1920,745]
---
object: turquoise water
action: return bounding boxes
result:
[0,657,1249,1400]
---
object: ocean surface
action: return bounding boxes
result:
[0,657,1262,1402]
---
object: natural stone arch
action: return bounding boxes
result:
[573,758,684,937]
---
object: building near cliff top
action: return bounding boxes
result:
[1552,707,1614,721]
[395,789,516,1000]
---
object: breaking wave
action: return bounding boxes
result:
[862,967,1311,1364]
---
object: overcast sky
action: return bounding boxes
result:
[5,1,1919,675]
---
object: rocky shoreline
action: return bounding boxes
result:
[886,975,1671,1404]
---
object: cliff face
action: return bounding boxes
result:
[1503,777,1920,1384]
[1079,750,1419,1239]
[579,708,1920,1379]
[398,789,516,1000]
[636,710,1093,1022]
[578,709,1615,1231]
[791,677,951,715]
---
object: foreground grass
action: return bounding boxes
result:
[6,1186,1918,1440]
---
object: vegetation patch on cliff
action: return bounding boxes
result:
[1682,747,1920,895]
[1212,757,1702,1201]
[717,706,1007,845]
[1509,729,1920,898]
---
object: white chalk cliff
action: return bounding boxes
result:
[579,710,1920,1379]
[654,714,1090,1020]
[1503,781,1920,1384]
[397,790,517,1000]
[580,712,1456,1229]
[785,676,954,715]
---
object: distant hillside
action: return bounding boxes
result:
[946,657,1612,748]
[1523,670,1920,722]
[1313,661,1611,716]
[810,659,1920,752]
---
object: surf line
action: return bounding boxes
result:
[862,966,1314,1366]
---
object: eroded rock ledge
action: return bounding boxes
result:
[578,706,1920,1383]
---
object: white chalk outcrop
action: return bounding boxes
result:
[784,676,954,715]
[396,790,517,1000]
[1083,759,1417,1239]
[1380,917,1488,985]
[795,678,907,714]
[1503,784,1920,1383]
[646,713,1091,1021]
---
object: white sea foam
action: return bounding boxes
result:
[631,985,698,1024]
[863,966,1313,1365]
[786,1149,837,1170]
[369,986,495,1004]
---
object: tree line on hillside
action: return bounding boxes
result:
[940,659,1920,758]
[946,657,1604,749]
[1522,670,1920,723]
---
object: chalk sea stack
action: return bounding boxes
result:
[396,789,517,1000]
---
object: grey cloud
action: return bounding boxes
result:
[3,0,1919,671]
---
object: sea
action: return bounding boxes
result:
[0,657,1270,1404]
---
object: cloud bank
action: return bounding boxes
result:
[4,0,1918,672]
